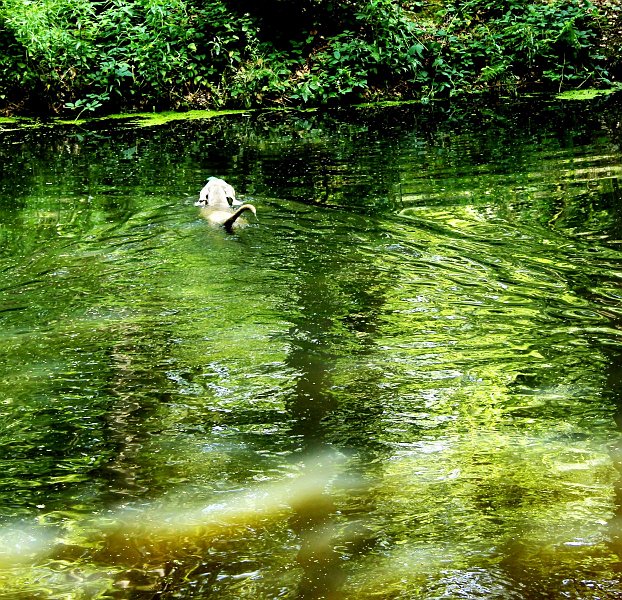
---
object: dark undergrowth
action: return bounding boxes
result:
[0,0,617,117]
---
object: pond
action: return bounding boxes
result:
[1,96,622,599]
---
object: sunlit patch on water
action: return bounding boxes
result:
[0,450,357,597]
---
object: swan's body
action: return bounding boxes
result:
[199,203,257,232]
[195,177,256,232]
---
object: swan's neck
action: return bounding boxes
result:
[224,204,257,232]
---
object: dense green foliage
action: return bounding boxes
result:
[0,0,614,115]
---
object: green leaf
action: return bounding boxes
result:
[408,43,424,57]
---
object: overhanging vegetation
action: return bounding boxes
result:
[0,0,618,116]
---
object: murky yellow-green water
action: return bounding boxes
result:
[1,98,622,598]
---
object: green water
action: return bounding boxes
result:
[1,97,622,598]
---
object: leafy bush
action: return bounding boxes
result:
[430,0,609,94]
[0,0,95,111]
[0,0,262,114]
[0,0,613,115]
[287,0,427,104]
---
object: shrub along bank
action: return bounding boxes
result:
[0,0,616,116]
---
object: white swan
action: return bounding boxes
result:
[195,177,257,232]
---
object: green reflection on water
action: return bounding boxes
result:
[1,98,622,598]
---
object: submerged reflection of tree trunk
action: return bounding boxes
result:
[285,275,345,597]
[290,455,346,600]
[283,252,394,597]
[100,324,175,501]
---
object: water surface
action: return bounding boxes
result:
[1,98,622,598]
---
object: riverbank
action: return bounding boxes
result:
[1,87,620,132]
[0,0,619,118]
